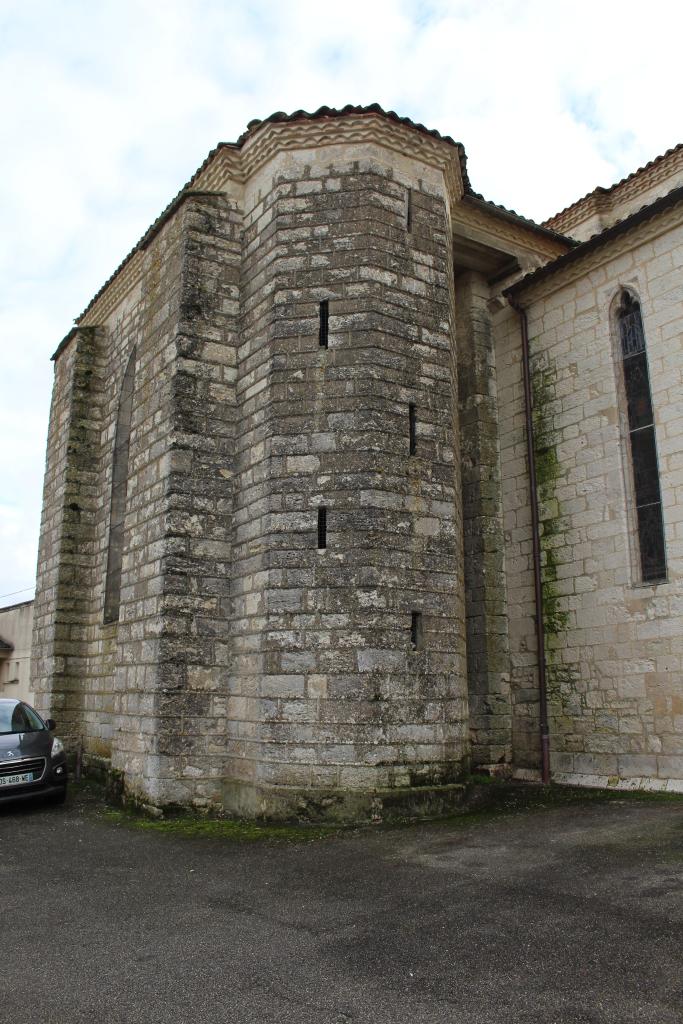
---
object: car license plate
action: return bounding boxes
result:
[0,772,33,786]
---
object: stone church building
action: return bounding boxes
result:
[31,105,683,816]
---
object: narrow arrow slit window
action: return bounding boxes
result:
[409,403,417,455]
[319,300,329,348]
[317,507,327,550]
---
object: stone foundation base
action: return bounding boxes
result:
[219,780,468,823]
[81,753,469,821]
[512,766,683,794]
[551,771,683,795]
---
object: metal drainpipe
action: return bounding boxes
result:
[508,297,551,784]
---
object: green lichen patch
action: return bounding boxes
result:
[435,779,683,827]
[99,806,347,844]
[530,356,571,674]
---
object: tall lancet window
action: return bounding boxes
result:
[617,291,666,583]
[103,348,136,623]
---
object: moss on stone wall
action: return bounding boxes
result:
[531,360,568,647]
[530,357,580,721]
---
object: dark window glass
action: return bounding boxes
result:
[619,300,646,357]
[617,292,666,583]
[629,428,661,507]
[637,503,668,583]
[623,352,653,431]
[0,701,45,734]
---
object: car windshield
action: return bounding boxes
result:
[0,702,46,734]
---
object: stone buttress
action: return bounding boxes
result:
[226,128,468,817]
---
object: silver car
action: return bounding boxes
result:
[0,699,67,806]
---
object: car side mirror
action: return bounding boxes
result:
[45,718,56,731]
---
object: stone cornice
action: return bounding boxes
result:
[77,114,467,335]
[67,107,565,345]
[236,113,466,205]
[192,146,244,190]
[546,144,683,236]
[508,194,683,305]
[546,191,610,237]
[192,112,468,207]
[454,199,569,260]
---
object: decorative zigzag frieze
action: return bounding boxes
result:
[547,146,683,236]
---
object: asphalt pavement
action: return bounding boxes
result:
[1,785,682,1024]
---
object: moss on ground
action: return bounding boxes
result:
[70,776,683,844]
[452,779,683,823]
[80,768,678,839]
[98,806,347,843]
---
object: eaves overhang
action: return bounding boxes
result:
[504,184,683,300]
[51,104,576,361]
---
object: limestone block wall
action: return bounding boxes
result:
[33,234,171,770]
[228,142,467,816]
[145,193,241,807]
[78,193,240,808]
[32,324,107,747]
[497,207,683,787]
[31,109,683,810]
[84,213,187,792]
[456,271,511,769]
[33,195,230,802]
[32,334,79,723]
[34,117,471,816]
[495,305,540,769]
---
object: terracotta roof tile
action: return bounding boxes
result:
[544,143,683,229]
[505,184,683,297]
[61,105,570,346]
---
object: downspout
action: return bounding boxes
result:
[508,298,551,784]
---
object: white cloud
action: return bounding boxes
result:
[1,0,682,605]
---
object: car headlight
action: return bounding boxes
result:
[51,737,65,757]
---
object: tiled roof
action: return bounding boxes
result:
[231,106,569,245]
[60,105,570,348]
[237,103,471,182]
[544,143,683,229]
[464,191,575,244]
[63,183,225,343]
[505,183,683,297]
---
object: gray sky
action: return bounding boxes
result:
[1,0,681,608]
